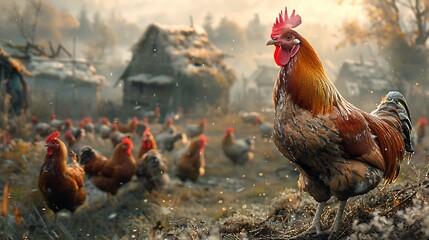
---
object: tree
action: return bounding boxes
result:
[338,0,429,85]
[212,17,248,53]
[78,6,92,39]
[246,14,265,42]
[203,13,215,40]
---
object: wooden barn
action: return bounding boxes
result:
[117,23,236,119]
[335,60,398,112]
[26,56,104,118]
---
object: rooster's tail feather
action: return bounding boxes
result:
[381,91,414,154]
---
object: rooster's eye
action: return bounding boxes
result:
[285,35,292,40]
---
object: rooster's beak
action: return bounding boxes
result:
[266,39,275,46]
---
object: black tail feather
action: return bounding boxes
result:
[384,91,414,153]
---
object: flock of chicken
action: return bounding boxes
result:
[35,112,272,216]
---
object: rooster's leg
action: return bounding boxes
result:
[331,200,347,233]
[300,201,326,235]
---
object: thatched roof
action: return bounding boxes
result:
[28,56,104,84]
[337,60,396,91]
[118,23,233,85]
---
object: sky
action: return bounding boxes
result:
[42,0,364,29]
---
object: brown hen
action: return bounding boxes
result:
[38,131,86,213]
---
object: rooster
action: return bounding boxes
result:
[38,131,86,213]
[266,7,413,236]
[78,137,136,196]
[136,149,169,192]
[221,127,255,165]
[173,135,207,182]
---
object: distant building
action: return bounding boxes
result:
[26,57,104,118]
[335,60,397,111]
[117,23,236,119]
[230,65,278,110]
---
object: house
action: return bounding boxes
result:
[230,65,278,110]
[117,23,236,119]
[26,56,104,118]
[335,59,398,112]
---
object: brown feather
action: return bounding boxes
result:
[363,111,405,184]
[281,31,346,116]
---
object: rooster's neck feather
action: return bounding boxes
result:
[276,36,348,116]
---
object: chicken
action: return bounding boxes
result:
[117,117,139,135]
[135,149,169,192]
[143,106,161,124]
[138,127,157,159]
[78,146,108,179]
[49,113,65,131]
[135,117,149,138]
[161,117,177,135]
[155,130,186,153]
[256,115,273,141]
[239,111,264,125]
[31,116,52,139]
[109,122,126,148]
[64,129,85,155]
[266,8,414,236]
[96,117,112,140]
[78,137,136,196]
[173,135,207,182]
[81,117,95,134]
[414,117,427,145]
[81,117,95,144]
[221,127,255,165]
[38,131,86,213]
[186,119,208,138]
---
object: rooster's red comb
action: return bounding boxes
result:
[271,8,301,37]
[46,131,60,144]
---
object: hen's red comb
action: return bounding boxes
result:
[271,8,302,37]
[121,137,133,148]
[46,131,60,144]
[143,127,151,136]
[225,127,234,134]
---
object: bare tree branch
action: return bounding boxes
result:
[28,0,42,43]
[11,0,29,42]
